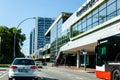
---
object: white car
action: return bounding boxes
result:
[35,61,42,68]
[8,58,38,80]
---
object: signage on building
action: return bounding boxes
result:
[76,0,99,17]
[83,51,87,55]
[82,49,87,55]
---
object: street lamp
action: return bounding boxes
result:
[13,17,36,58]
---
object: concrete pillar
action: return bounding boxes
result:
[77,51,80,68]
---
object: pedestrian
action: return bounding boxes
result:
[55,61,59,67]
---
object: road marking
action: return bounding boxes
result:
[66,74,84,80]
[75,77,83,80]
[0,72,8,79]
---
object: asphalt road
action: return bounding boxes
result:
[0,68,9,80]
[39,66,100,80]
[0,66,100,80]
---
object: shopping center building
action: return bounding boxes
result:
[45,12,72,62]
[45,0,120,68]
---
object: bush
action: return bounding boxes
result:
[0,64,10,67]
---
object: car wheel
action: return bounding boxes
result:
[34,78,38,80]
[112,68,120,80]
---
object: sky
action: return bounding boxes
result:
[0,0,86,56]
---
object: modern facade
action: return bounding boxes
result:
[30,31,32,55]
[60,0,120,68]
[45,12,72,62]
[30,17,54,55]
[30,28,35,55]
[46,0,120,68]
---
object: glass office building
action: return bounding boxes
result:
[30,28,35,55]
[30,17,54,55]
[30,31,33,55]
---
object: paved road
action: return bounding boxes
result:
[0,68,9,80]
[39,66,100,80]
[0,66,100,80]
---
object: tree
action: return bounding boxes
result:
[72,30,84,37]
[72,30,80,37]
[0,26,26,63]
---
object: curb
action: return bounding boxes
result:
[57,66,96,73]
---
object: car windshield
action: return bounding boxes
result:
[12,59,35,65]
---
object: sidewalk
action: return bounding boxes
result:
[56,66,96,73]
[0,67,9,70]
[0,67,8,77]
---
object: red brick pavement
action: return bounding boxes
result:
[58,66,96,73]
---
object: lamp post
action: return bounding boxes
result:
[13,17,36,59]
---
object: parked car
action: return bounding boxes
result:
[42,62,47,66]
[8,58,38,80]
[35,61,42,68]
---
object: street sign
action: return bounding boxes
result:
[83,51,87,55]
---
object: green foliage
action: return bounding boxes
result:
[73,30,80,37]
[50,34,70,55]
[0,64,10,67]
[0,26,26,63]
[72,30,84,37]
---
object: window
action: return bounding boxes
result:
[82,18,87,32]
[117,0,120,15]
[70,0,119,39]
[77,21,82,32]
[99,8,107,24]
[101,47,106,55]
[87,16,92,29]
[99,3,106,11]
[107,0,116,6]
[107,2,116,20]
[13,59,35,65]
[93,13,98,27]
